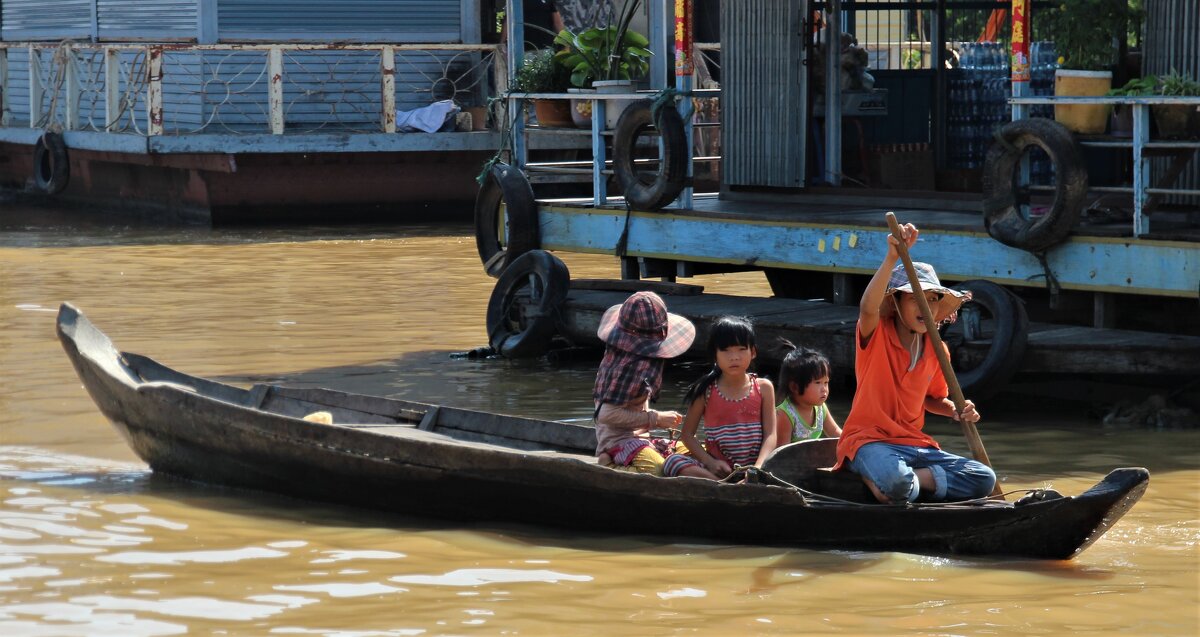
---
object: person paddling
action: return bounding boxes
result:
[835,223,997,503]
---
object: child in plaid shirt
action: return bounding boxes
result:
[592,291,719,478]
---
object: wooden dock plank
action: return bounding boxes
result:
[558,288,1200,376]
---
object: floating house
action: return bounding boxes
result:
[483,0,1200,396]
[0,0,539,222]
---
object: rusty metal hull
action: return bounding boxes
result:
[56,303,1149,560]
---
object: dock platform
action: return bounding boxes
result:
[558,286,1200,380]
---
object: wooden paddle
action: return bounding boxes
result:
[885,212,1004,499]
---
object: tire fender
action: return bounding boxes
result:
[945,280,1029,400]
[474,163,539,277]
[486,249,571,358]
[613,99,688,211]
[34,132,70,195]
[982,118,1088,253]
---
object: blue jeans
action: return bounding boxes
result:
[847,442,996,503]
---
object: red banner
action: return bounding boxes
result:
[675,0,694,76]
[1010,0,1030,82]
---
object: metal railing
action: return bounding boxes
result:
[0,42,500,136]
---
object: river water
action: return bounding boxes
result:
[0,206,1197,636]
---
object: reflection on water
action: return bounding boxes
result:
[0,211,1197,635]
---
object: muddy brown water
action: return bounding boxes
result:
[0,207,1196,635]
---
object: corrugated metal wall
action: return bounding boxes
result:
[98,0,198,41]
[721,0,807,189]
[217,0,462,43]
[1143,0,1200,205]
[1,0,92,41]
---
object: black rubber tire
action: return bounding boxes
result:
[474,163,539,278]
[612,99,688,211]
[982,118,1088,253]
[486,249,571,358]
[33,132,70,195]
[942,280,1028,400]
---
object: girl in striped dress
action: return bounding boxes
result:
[663,317,778,479]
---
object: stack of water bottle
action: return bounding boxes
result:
[946,41,1058,183]
[1028,41,1059,185]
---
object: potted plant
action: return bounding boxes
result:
[1041,0,1142,134]
[510,48,574,128]
[542,0,652,129]
[1106,75,1157,137]
[1155,69,1200,139]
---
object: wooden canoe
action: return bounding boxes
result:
[56,303,1149,560]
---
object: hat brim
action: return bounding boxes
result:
[881,284,970,324]
[596,304,696,359]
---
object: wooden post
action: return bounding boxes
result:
[64,48,80,130]
[29,46,42,128]
[147,46,164,136]
[105,48,120,131]
[380,45,396,133]
[268,46,284,135]
[0,49,10,127]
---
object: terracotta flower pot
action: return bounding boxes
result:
[1152,104,1197,140]
[533,99,574,128]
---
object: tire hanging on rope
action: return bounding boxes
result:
[33,131,70,195]
[982,118,1088,254]
[485,249,571,358]
[474,163,539,278]
[941,280,1028,400]
[612,99,688,211]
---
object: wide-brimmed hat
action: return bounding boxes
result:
[597,291,696,358]
[880,262,970,323]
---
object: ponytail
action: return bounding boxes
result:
[683,365,722,406]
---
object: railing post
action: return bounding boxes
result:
[380,45,396,133]
[268,46,284,134]
[0,49,9,127]
[105,48,120,131]
[64,47,80,130]
[29,46,42,128]
[1132,102,1149,237]
[147,46,164,136]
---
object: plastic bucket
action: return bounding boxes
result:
[1054,70,1112,134]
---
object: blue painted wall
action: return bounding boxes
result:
[98,0,199,41]
[217,0,461,43]
[1,0,92,41]
[1,0,467,43]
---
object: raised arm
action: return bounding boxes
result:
[859,222,918,344]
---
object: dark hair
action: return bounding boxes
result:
[777,339,831,400]
[682,316,756,406]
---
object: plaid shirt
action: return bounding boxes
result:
[593,347,665,408]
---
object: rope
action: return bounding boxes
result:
[745,466,1043,509]
[613,199,634,257]
[1033,250,1062,309]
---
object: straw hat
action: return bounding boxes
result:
[880,262,970,324]
[596,291,696,358]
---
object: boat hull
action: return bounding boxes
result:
[57,303,1149,559]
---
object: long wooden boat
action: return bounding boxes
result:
[57,303,1149,560]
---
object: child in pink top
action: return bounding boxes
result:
[663,316,779,479]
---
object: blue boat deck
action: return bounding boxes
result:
[538,193,1200,299]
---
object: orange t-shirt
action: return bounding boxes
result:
[834,318,949,468]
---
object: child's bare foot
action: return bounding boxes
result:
[597,452,614,466]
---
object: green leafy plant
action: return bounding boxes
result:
[1159,69,1200,97]
[510,48,572,93]
[531,0,651,88]
[1107,75,1158,96]
[1040,0,1142,71]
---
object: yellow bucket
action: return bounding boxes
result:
[1054,70,1112,134]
